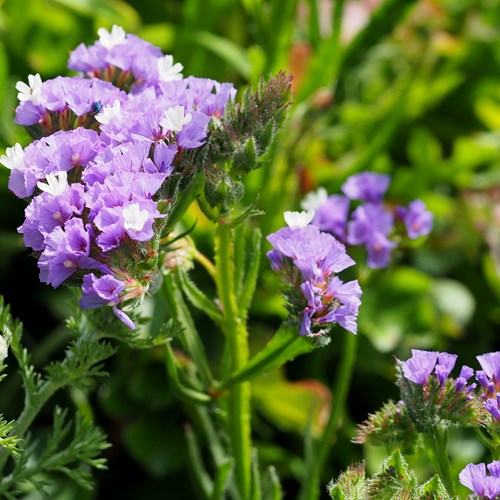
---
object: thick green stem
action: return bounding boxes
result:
[300,332,358,500]
[215,224,251,500]
[424,425,456,496]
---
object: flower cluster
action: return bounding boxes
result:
[1,26,236,329]
[460,461,500,500]
[476,352,500,423]
[301,172,433,268]
[399,349,480,429]
[267,214,362,337]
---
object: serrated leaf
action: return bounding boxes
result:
[416,475,452,499]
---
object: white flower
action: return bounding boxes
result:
[157,55,183,82]
[123,203,149,234]
[16,73,43,105]
[160,105,192,133]
[95,100,122,125]
[0,335,7,361]
[97,25,127,50]
[301,187,328,212]
[284,209,315,227]
[0,143,24,170]
[37,171,68,197]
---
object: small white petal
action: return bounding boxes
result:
[95,100,122,125]
[123,203,149,232]
[301,187,328,212]
[16,73,43,105]
[157,55,184,82]
[0,143,24,170]
[160,105,192,133]
[37,171,68,197]
[97,25,127,50]
[284,209,315,227]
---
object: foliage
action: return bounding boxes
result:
[1,0,500,498]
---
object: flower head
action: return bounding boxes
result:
[459,462,500,500]
[402,349,438,385]
[267,225,361,336]
[341,172,390,203]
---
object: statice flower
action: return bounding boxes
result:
[475,352,500,423]
[396,199,433,239]
[15,76,126,137]
[2,27,237,329]
[302,172,433,268]
[341,172,390,203]
[399,350,482,430]
[402,349,438,385]
[68,25,184,92]
[267,219,361,337]
[459,462,500,500]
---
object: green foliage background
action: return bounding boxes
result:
[1,0,500,497]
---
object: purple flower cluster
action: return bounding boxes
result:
[402,349,475,390]
[301,172,433,268]
[1,26,235,329]
[267,224,361,336]
[476,352,500,422]
[460,461,500,499]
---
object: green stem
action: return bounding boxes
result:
[300,332,358,500]
[215,224,251,500]
[424,425,456,496]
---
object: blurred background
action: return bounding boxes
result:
[2,0,500,497]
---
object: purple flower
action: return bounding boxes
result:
[434,352,458,385]
[38,218,100,288]
[341,172,390,203]
[477,352,500,395]
[15,76,126,129]
[459,462,500,499]
[80,273,135,330]
[347,203,396,268]
[267,225,361,336]
[456,365,474,391]
[397,199,433,239]
[18,184,85,251]
[94,199,162,251]
[268,225,355,282]
[477,352,500,381]
[485,397,500,422]
[402,349,438,385]
[310,195,350,240]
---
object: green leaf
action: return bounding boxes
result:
[211,458,233,500]
[164,342,211,404]
[176,270,223,324]
[184,423,213,498]
[237,227,262,315]
[416,475,452,499]
[218,322,315,390]
[262,466,283,500]
[366,450,417,499]
[327,462,367,499]
[250,449,262,500]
